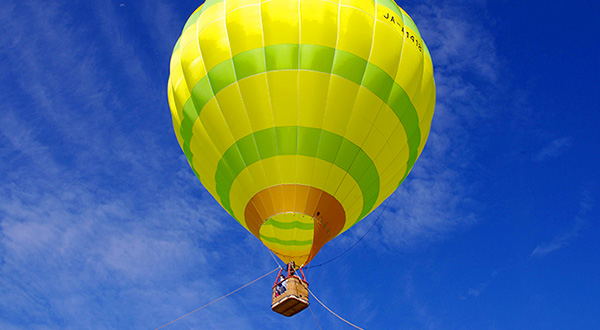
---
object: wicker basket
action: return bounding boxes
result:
[271,276,309,317]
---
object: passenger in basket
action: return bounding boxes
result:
[275,275,287,296]
[275,274,287,297]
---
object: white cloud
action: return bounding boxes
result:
[0,3,270,328]
[413,2,499,83]
[460,266,507,300]
[403,274,440,330]
[531,192,592,257]
[0,156,272,328]
[0,112,61,176]
[534,136,573,161]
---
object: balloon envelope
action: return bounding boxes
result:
[168,0,435,266]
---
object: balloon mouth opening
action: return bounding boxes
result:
[244,184,346,266]
[259,212,316,265]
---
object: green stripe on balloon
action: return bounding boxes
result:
[264,219,315,231]
[183,7,202,31]
[376,0,402,16]
[215,126,380,221]
[178,44,422,192]
[207,60,237,94]
[300,44,335,72]
[259,234,313,247]
[375,0,422,38]
[172,37,181,54]
[233,48,266,80]
[198,0,223,16]
[266,44,299,71]
[178,76,214,163]
[332,51,367,85]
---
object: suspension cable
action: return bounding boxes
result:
[308,287,365,330]
[267,249,284,269]
[305,199,389,269]
[154,267,279,330]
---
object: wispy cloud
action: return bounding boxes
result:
[0,1,279,328]
[531,192,592,257]
[402,273,440,330]
[534,136,573,161]
[414,2,499,83]
[460,266,507,300]
[0,151,281,329]
[0,112,60,176]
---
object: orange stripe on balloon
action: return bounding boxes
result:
[244,184,345,264]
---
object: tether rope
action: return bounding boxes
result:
[305,199,389,269]
[308,287,365,330]
[267,249,284,269]
[154,267,279,330]
[308,304,323,330]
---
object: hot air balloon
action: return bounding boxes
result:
[167,0,435,316]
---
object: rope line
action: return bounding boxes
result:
[308,287,365,330]
[306,199,389,269]
[267,249,284,269]
[308,304,323,330]
[154,267,279,330]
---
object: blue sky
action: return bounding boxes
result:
[1,0,598,329]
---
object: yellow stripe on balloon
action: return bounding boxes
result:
[261,215,314,243]
[340,0,375,16]
[167,77,184,124]
[225,5,264,56]
[197,98,237,154]
[262,0,300,46]
[188,121,222,199]
[238,74,274,132]
[169,52,191,125]
[214,84,255,142]
[395,40,424,104]
[300,0,338,48]
[198,20,231,72]
[369,20,403,80]
[178,20,200,57]
[336,5,374,60]
[179,46,206,94]
[225,0,260,14]
[269,71,299,127]
[229,155,363,230]
[197,1,225,32]
[416,56,436,154]
[298,71,330,127]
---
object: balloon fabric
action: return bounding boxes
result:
[168,0,435,266]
